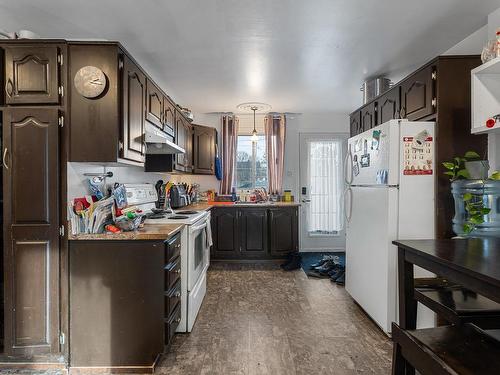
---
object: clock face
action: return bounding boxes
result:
[74,66,107,98]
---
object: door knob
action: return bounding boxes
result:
[301,198,311,203]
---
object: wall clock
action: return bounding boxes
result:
[74,66,107,98]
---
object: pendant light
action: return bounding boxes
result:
[235,102,272,143]
[251,106,259,142]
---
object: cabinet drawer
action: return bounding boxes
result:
[165,279,181,320]
[165,303,181,347]
[165,232,181,264]
[165,256,181,291]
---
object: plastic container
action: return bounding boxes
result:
[451,179,500,237]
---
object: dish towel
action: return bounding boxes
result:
[205,215,213,248]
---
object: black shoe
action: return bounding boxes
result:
[327,264,343,277]
[310,255,340,268]
[335,271,345,285]
[280,252,297,268]
[315,260,339,274]
[329,267,344,281]
[282,254,302,271]
[305,270,329,278]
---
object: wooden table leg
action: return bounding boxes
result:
[397,246,417,375]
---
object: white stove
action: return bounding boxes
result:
[144,209,209,225]
[123,183,211,333]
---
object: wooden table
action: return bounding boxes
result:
[393,238,500,374]
[394,238,500,330]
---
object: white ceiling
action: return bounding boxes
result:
[1,0,499,114]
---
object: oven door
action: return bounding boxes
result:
[187,216,210,291]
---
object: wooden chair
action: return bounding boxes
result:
[392,322,500,375]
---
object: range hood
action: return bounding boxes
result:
[144,122,185,154]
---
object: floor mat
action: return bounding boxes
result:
[300,251,345,274]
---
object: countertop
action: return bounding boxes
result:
[186,201,301,211]
[68,223,184,241]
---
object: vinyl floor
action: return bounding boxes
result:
[157,263,392,375]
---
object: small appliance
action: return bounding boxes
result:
[170,184,190,208]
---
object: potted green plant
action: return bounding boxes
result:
[443,151,500,236]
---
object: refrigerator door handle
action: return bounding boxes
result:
[344,187,353,224]
[344,147,353,185]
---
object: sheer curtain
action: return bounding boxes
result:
[265,114,286,195]
[220,115,239,194]
[307,139,344,234]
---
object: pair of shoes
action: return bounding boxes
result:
[309,255,340,269]
[281,252,302,271]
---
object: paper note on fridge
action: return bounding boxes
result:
[402,135,433,175]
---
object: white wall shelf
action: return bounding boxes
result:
[471,57,500,134]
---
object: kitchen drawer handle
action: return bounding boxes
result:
[5,79,13,97]
[3,148,9,170]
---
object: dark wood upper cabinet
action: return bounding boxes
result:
[400,65,436,121]
[145,79,163,130]
[193,124,215,175]
[3,108,60,356]
[163,97,176,137]
[377,86,400,124]
[239,209,268,258]
[4,45,61,105]
[360,101,376,132]
[122,55,145,163]
[174,112,192,173]
[69,44,120,162]
[269,207,298,257]
[349,110,361,137]
[211,208,239,259]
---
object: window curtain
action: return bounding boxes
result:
[265,114,286,195]
[220,115,239,194]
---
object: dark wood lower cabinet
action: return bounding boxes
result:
[3,108,61,357]
[211,206,299,260]
[69,240,164,368]
[239,209,268,258]
[211,207,239,259]
[269,208,299,257]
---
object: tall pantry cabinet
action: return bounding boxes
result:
[0,41,66,359]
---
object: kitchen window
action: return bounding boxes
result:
[235,135,268,189]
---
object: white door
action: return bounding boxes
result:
[299,133,348,252]
[345,186,399,334]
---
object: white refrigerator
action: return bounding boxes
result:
[345,119,436,334]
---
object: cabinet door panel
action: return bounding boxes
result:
[377,87,400,124]
[350,111,361,137]
[163,97,175,137]
[211,208,239,259]
[400,66,435,121]
[360,102,376,132]
[122,56,145,163]
[240,209,267,258]
[269,208,298,257]
[4,46,60,104]
[193,125,215,174]
[174,114,192,173]
[3,108,60,356]
[146,80,163,129]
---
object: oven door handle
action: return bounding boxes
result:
[191,222,208,232]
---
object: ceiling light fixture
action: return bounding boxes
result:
[251,106,259,142]
[236,102,272,143]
